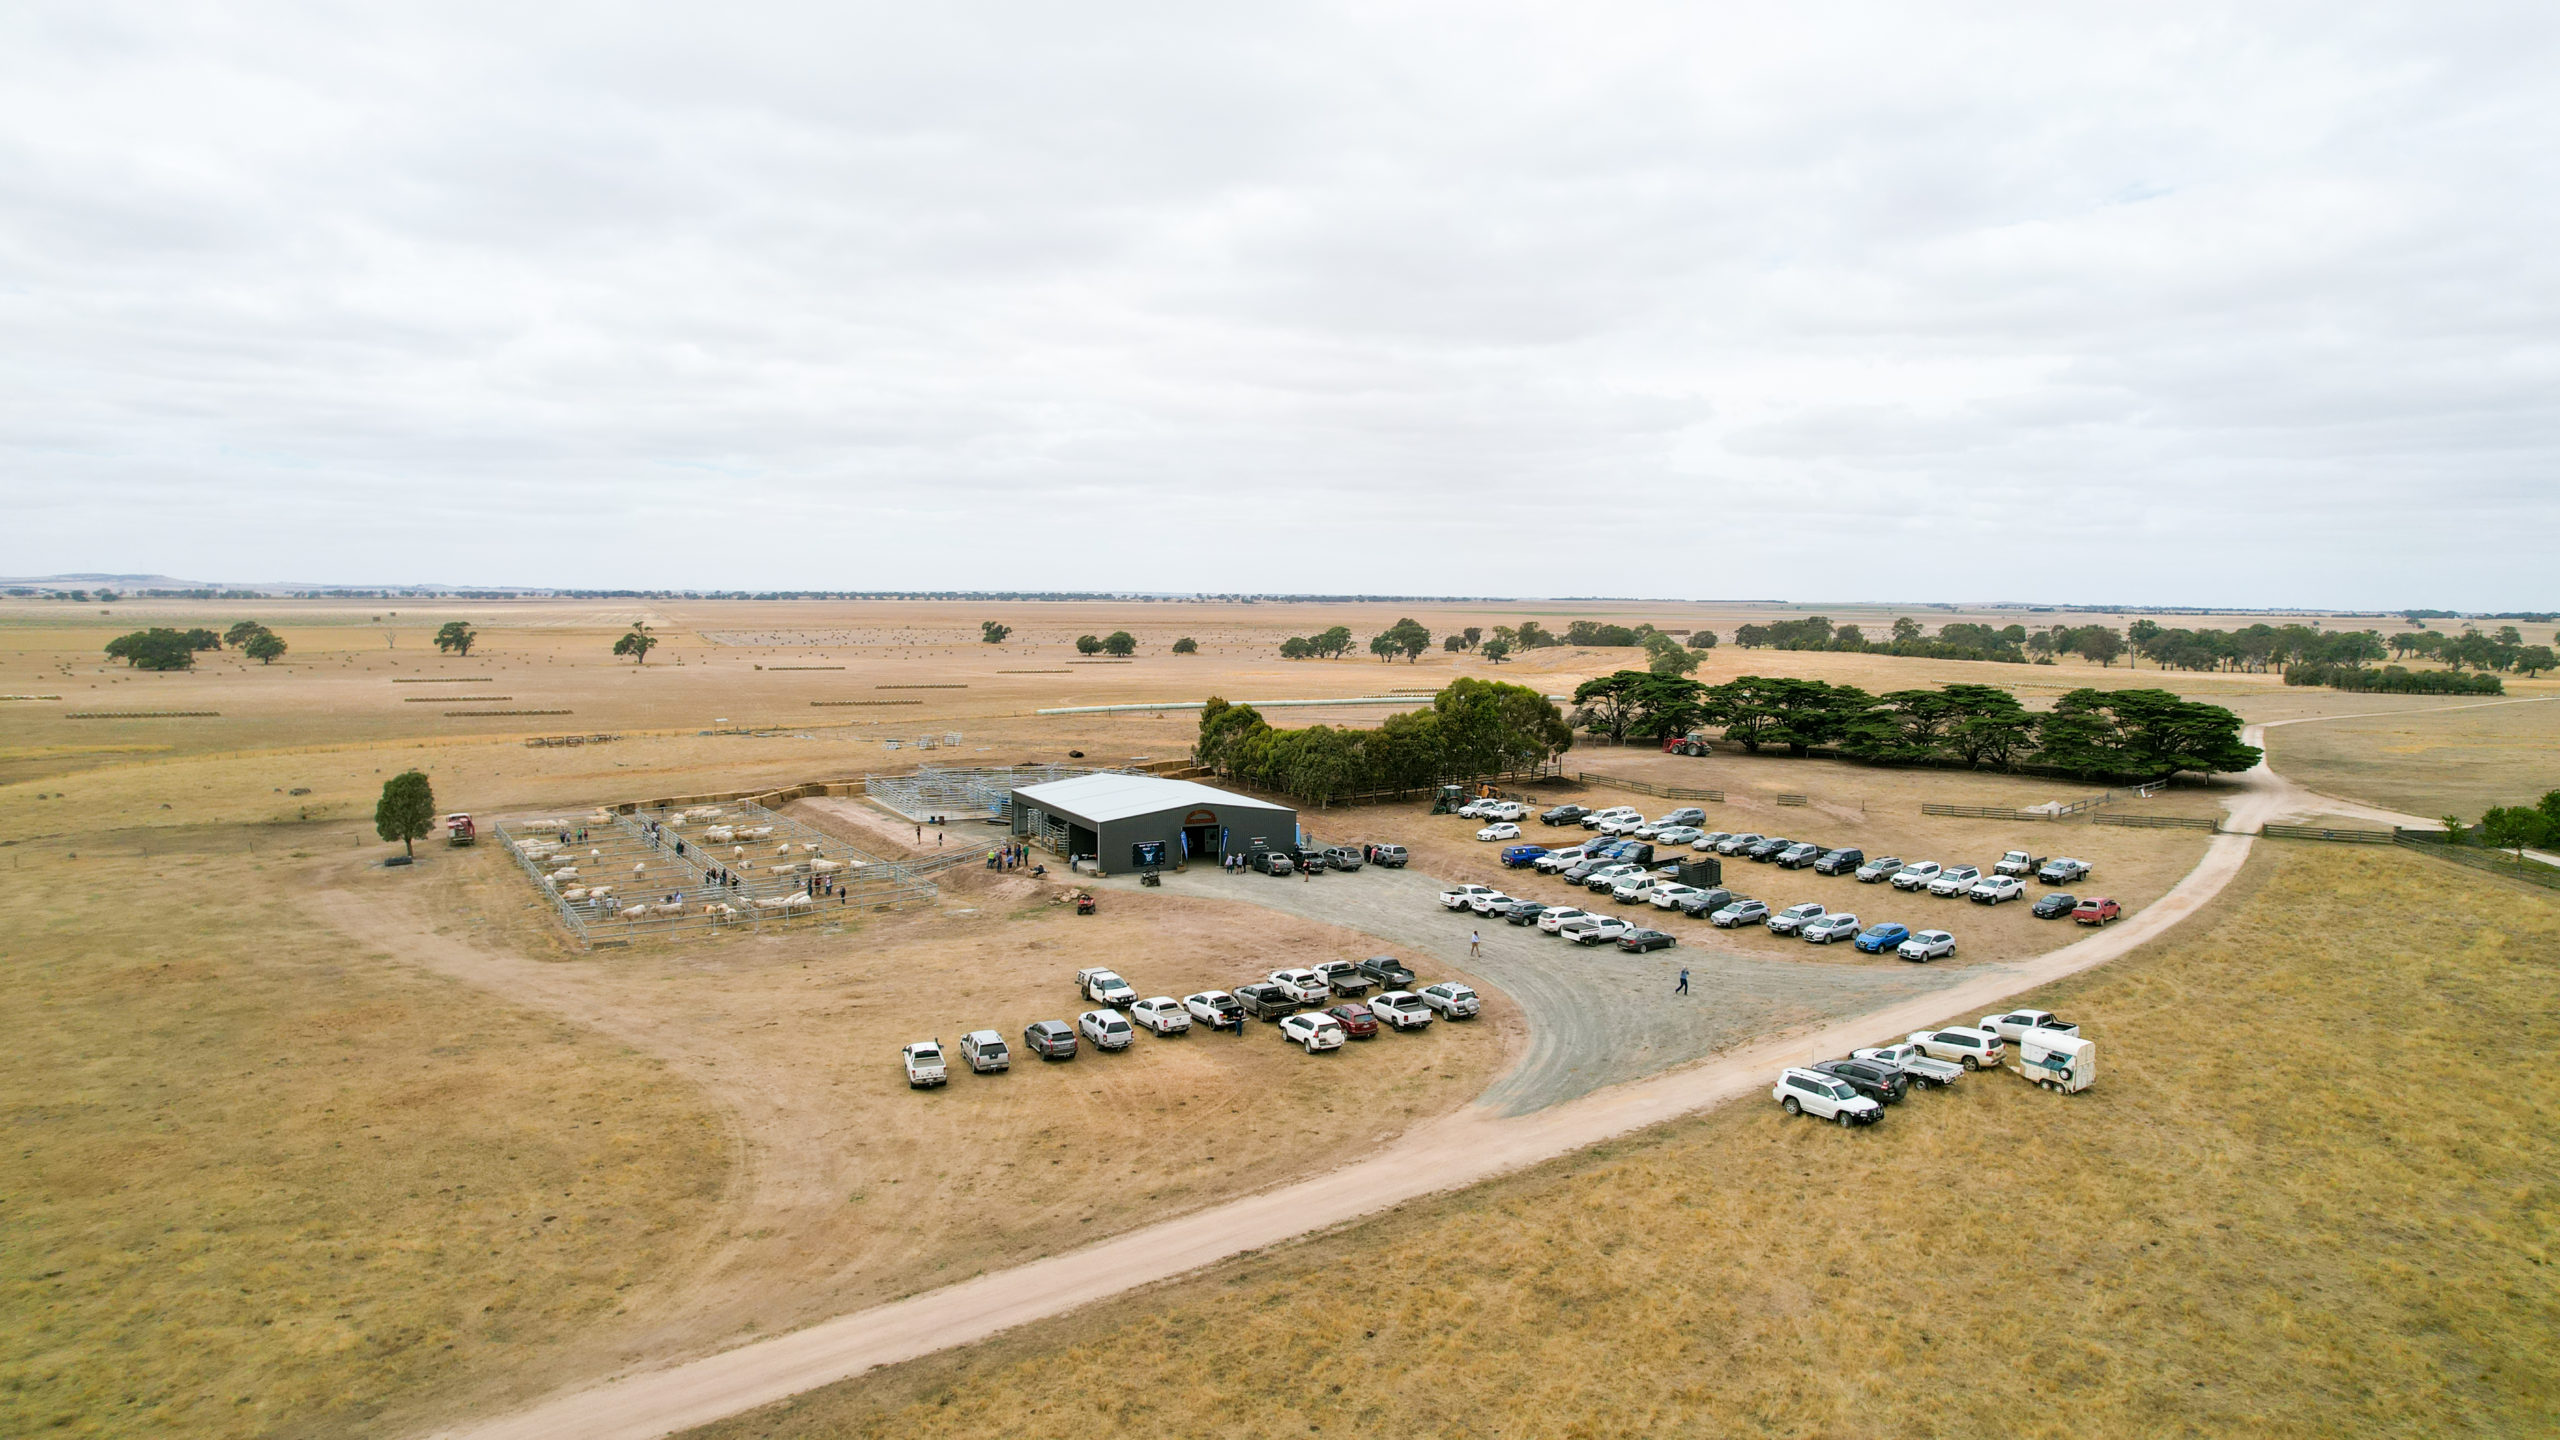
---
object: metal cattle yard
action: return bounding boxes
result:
[494,796,938,946]
[863,763,1107,823]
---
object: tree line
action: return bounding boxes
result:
[104,620,287,669]
[1276,617,1705,675]
[1568,671,2259,781]
[1192,679,1574,806]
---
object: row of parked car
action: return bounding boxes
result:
[897,959,1483,1082]
[1774,1008,2093,1125]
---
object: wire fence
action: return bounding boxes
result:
[1577,771,1724,802]
[2261,823,2395,845]
[2392,832,2560,889]
[494,796,937,946]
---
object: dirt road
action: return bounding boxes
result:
[426,757,2297,1440]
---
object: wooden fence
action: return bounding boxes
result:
[2393,832,2560,889]
[2261,823,2395,845]
[1921,802,2040,821]
[1578,772,1724,802]
[2092,812,2221,832]
[1774,793,1809,807]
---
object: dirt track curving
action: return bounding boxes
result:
[422,752,2306,1440]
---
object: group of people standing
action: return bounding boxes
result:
[984,843,1031,871]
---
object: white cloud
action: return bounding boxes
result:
[1,0,2553,605]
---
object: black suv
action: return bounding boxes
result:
[2031,892,2077,919]
[1744,836,1792,862]
[1815,1057,1910,1105]
[1356,955,1416,989]
[1541,804,1589,827]
[1813,847,1865,876]
[1291,847,1327,875]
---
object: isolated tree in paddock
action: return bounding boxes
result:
[1075,634,1103,655]
[104,628,197,671]
[1480,637,1513,664]
[1375,617,1432,663]
[1313,625,1355,658]
[244,631,288,664]
[1891,616,1923,644]
[1443,634,1466,652]
[182,628,222,651]
[1171,636,1198,654]
[1643,631,1699,677]
[2511,645,2555,678]
[1514,620,1557,649]
[2072,626,2126,668]
[223,619,270,649]
[1369,632,1399,662]
[434,621,478,656]
[1686,630,1717,650]
[1461,626,1483,650]
[1102,630,1137,657]
[2439,813,2470,844]
[1279,636,1314,659]
[979,621,1011,644]
[613,623,658,664]
[375,770,437,859]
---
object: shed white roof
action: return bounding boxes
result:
[1011,772,1289,823]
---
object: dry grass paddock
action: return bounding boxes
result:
[2260,695,2560,821]
[683,842,2560,1440]
[2,599,2549,1439]
[0,826,730,1440]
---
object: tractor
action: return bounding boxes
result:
[1429,783,1467,815]
[1663,733,1713,757]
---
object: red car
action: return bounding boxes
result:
[1325,1002,1380,1040]
[2071,897,2122,926]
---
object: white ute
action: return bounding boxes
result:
[1978,1009,2079,1043]
[901,1039,948,1088]
[1130,996,1192,1035]
[1439,884,1498,910]
[1852,1042,1963,1088]
[1076,967,1137,1006]
[1371,991,1434,1030]
[1267,969,1331,1004]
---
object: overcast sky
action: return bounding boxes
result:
[2,2,2553,606]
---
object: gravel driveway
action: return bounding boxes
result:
[1112,863,1968,1115]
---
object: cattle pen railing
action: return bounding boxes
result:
[494,796,938,946]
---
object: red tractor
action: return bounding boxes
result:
[1663,733,1713,757]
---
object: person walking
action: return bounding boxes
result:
[1469,930,1481,959]
[1675,968,1690,995]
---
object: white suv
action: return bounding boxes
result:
[1535,846,1590,873]
[1766,902,1826,936]
[1907,1026,2005,1070]
[1278,1012,1346,1052]
[1927,865,1983,897]
[1773,1067,1881,1125]
[1077,1008,1134,1051]
[1890,861,1942,891]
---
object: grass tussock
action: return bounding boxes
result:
[693,844,2560,1440]
[1,828,729,1439]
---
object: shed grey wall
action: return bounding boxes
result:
[1010,789,1297,874]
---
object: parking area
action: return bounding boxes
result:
[1343,789,2210,969]
[1116,861,1972,1116]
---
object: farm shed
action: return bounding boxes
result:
[1009,773,1297,874]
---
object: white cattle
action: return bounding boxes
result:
[619,904,649,919]
[704,827,736,843]
[632,862,648,875]
[750,893,814,911]
[741,826,775,840]
[647,902,686,917]
[560,887,589,902]
[806,859,844,874]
